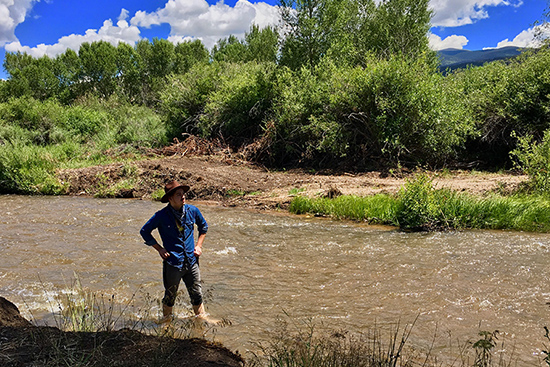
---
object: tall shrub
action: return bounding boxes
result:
[510,130,550,194]
[269,56,475,167]
[199,61,279,143]
[160,63,223,139]
[450,46,550,165]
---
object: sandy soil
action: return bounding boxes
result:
[57,151,528,210]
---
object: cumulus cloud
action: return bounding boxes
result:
[484,24,550,49]
[118,8,130,22]
[431,0,523,28]
[0,0,38,46]
[429,32,469,50]
[131,0,280,48]
[5,18,141,57]
[2,0,280,60]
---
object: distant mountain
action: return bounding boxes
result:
[437,46,527,72]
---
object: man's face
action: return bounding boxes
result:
[168,188,185,208]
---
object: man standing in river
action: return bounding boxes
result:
[140,180,209,323]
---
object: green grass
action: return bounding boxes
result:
[0,96,167,195]
[290,194,398,224]
[290,175,550,232]
[288,187,306,195]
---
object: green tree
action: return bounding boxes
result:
[54,49,81,103]
[135,38,175,105]
[244,24,279,63]
[278,0,434,69]
[534,1,550,44]
[173,40,209,74]
[26,56,60,100]
[0,79,7,102]
[116,42,141,102]
[79,41,118,98]
[2,53,63,100]
[149,38,176,79]
[211,35,248,63]
[279,0,327,70]
[365,0,433,59]
[3,51,34,77]
[2,52,34,98]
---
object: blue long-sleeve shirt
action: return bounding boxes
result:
[140,204,208,268]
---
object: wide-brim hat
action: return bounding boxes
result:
[160,180,190,203]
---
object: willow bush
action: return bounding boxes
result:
[160,62,224,138]
[268,55,476,167]
[199,61,279,143]
[445,45,550,165]
[510,129,550,194]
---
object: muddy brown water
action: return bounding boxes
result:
[1,195,549,364]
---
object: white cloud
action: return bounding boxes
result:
[5,18,141,57]
[118,8,129,22]
[167,35,195,45]
[0,0,39,46]
[131,0,280,48]
[429,32,469,50]
[430,0,523,28]
[484,24,550,49]
[2,0,281,60]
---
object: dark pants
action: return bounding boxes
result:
[162,261,202,307]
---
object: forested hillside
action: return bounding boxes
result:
[1,0,549,194]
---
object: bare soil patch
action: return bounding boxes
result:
[58,151,527,210]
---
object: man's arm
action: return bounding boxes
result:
[140,212,170,260]
[153,243,171,260]
[193,207,208,257]
[194,233,206,257]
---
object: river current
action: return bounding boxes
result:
[1,195,549,364]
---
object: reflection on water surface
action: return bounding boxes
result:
[1,195,549,363]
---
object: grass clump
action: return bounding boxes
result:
[33,274,225,340]
[290,194,397,224]
[249,316,520,367]
[0,141,73,194]
[249,317,424,367]
[289,174,550,232]
[8,276,238,367]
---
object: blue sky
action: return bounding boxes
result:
[0,0,548,79]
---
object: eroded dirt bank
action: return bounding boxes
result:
[58,153,528,210]
[0,297,244,367]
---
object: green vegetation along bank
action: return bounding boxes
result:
[1,0,550,232]
[290,174,550,232]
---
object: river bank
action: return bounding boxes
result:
[57,151,528,211]
[0,297,244,367]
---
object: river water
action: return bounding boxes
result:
[1,195,549,364]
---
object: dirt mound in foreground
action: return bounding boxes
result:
[0,297,244,367]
